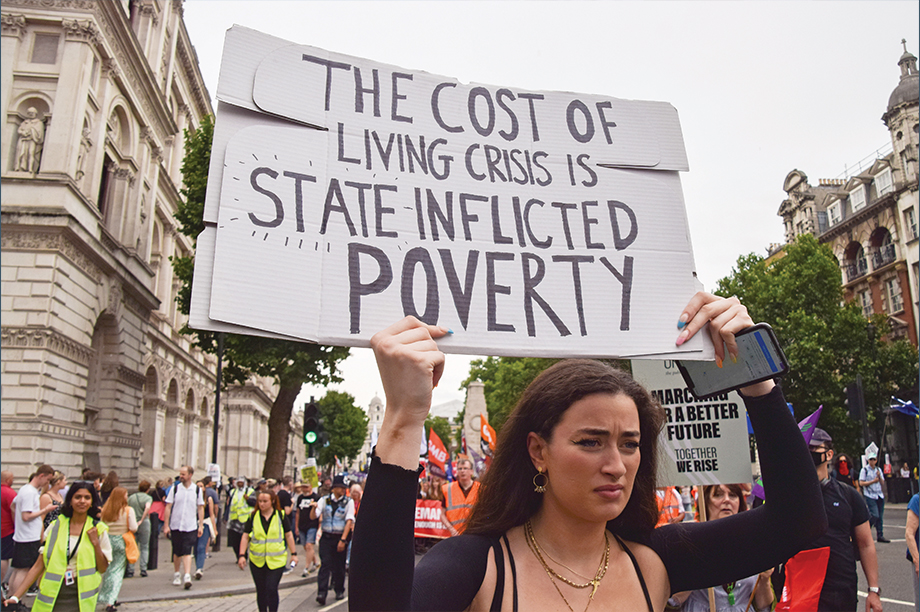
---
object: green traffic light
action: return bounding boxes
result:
[305,431,317,444]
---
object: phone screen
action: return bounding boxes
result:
[677,326,787,399]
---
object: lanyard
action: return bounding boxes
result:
[67,526,84,563]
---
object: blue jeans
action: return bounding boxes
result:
[864,495,885,538]
[195,523,212,571]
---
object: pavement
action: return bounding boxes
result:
[113,534,334,612]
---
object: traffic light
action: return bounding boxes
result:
[304,399,319,456]
[845,375,865,421]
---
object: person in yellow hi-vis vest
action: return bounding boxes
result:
[237,490,298,612]
[226,477,254,557]
[3,481,112,612]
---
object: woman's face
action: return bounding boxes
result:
[531,393,641,524]
[257,493,273,513]
[707,485,740,520]
[70,488,93,515]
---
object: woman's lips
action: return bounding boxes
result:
[594,484,624,500]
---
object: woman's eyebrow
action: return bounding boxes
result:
[573,428,641,438]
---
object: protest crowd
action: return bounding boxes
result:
[1,379,918,612]
[0,463,369,612]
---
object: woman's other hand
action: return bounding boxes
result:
[87,526,100,547]
[675,292,774,397]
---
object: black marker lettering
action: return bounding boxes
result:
[248,167,283,228]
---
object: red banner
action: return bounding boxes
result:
[428,429,449,470]
[414,499,450,539]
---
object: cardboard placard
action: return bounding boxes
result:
[191,25,713,360]
[300,459,319,489]
[631,359,751,486]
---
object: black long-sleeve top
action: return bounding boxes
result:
[350,385,827,611]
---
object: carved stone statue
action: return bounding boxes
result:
[76,127,93,178]
[15,107,45,173]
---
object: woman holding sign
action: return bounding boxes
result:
[667,484,775,612]
[350,292,826,612]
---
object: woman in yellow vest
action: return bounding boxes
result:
[3,481,112,611]
[237,490,298,612]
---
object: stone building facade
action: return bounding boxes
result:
[1,0,301,484]
[777,43,919,346]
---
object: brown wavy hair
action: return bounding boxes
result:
[100,486,129,523]
[464,359,665,541]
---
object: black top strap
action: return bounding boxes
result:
[614,533,653,612]
[502,534,519,612]
[489,538,505,611]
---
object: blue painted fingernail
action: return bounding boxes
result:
[447,329,454,335]
[677,320,686,329]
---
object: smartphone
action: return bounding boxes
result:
[676,323,788,399]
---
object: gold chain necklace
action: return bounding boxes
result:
[535,541,595,581]
[524,520,610,611]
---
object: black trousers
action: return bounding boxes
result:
[249,562,284,612]
[317,532,347,597]
[228,529,243,557]
[147,513,160,570]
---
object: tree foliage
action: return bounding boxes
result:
[316,391,369,468]
[171,115,350,479]
[715,234,918,458]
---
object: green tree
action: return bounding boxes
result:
[171,115,350,479]
[425,416,453,453]
[716,234,918,458]
[316,391,369,469]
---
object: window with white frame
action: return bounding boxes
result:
[906,207,918,241]
[875,168,893,197]
[828,201,842,226]
[859,289,873,317]
[850,185,867,212]
[885,277,903,312]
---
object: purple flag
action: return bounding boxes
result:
[752,405,823,500]
[798,405,824,446]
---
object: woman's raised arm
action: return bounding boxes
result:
[371,317,450,470]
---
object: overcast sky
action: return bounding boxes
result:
[182,1,918,413]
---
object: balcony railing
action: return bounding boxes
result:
[846,257,868,282]
[872,243,896,269]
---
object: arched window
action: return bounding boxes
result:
[870,227,896,269]
[843,241,867,282]
[85,314,120,430]
[142,366,161,467]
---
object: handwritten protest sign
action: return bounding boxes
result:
[191,25,713,360]
[631,359,752,486]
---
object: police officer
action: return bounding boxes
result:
[311,475,355,605]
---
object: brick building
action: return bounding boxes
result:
[777,42,919,346]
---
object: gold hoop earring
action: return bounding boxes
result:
[533,469,548,493]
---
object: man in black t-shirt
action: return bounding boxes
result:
[276,477,295,529]
[798,429,882,612]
